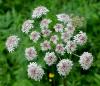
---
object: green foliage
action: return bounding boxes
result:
[0,0,100,86]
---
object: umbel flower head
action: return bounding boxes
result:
[6,35,20,52]
[32,6,49,18]
[54,23,64,32]
[65,22,75,34]
[74,31,87,45]
[79,52,93,70]
[65,41,77,54]
[40,40,51,51]
[25,47,37,61]
[41,28,52,37]
[56,13,71,23]
[44,52,57,66]
[22,20,34,34]
[6,6,94,82]
[40,18,52,29]
[55,43,65,55]
[28,62,44,81]
[61,31,72,43]
[30,31,40,42]
[57,59,73,76]
[50,35,59,44]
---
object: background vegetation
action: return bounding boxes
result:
[0,0,100,86]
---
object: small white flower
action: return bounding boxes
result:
[65,41,77,54]
[79,52,93,70]
[65,23,75,34]
[57,59,73,76]
[6,35,20,52]
[44,52,57,66]
[32,6,49,18]
[28,62,44,81]
[74,31,87,45]
[40,18,52,29]
[50,35,59,44]
[25,47,37,61]
[22,20,34,34]
[41,29,52,37]
[54,23,64,32]
[30,31,40,42]
[40,40,51,51]
[55,44,65,55]
[61,31,72,43]
[56,13,71,23]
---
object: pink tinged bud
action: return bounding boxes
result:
[6,35,20,52]
[74,31,87,45]
[22,20,34,34]
[56,13,71,23]
[57,59,73,76]
[65,23,75,34]
[79,52,93,70]
[30,31,40,42]
[41,29,52,37]
[27,62,44,81]
[40,40,51,51]
[50,35,58,44]
[40,18,52,29]
[61,31,72,43]
[32,6,49,19]
[65,41,77,54]
[25,47,37,61]
[54,23,64,32]
[44,52,57,66]
[55,44,65,55]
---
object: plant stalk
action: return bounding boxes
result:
[63,77,67,86]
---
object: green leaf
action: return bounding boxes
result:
[13,79,33,86]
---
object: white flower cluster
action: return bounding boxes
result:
[30,31,40,42]
[28,62,44,81]
[56,13,71,23]
[40,18,52,29]
[22,20,34,34]
[65,41,77,54]
[55,44,65,55]
[79,52,93,70]
[40,40,51,51]
[61,31,72,43]
[57,59,73,76]
[44,52,57,66]
[41,29,52,37]
[65,23,75,34]
[32,6,49,18]
[54,23,64,32]
[6,35,20,52]
[74,31,87,45]
[6,6,94,81]
[50,35,58,44]
[25,47,37,61]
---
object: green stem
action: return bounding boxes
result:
[72,53,80,57]
[63,77,67,86]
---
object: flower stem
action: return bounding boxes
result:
[72,53,80,57]
[63,77,67,86]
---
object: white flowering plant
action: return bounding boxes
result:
[5,6,93,85]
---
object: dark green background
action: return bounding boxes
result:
[0,0,100,86]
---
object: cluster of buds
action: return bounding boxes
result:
[5,6,93,81]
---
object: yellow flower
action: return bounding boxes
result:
[49,73,55,78]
